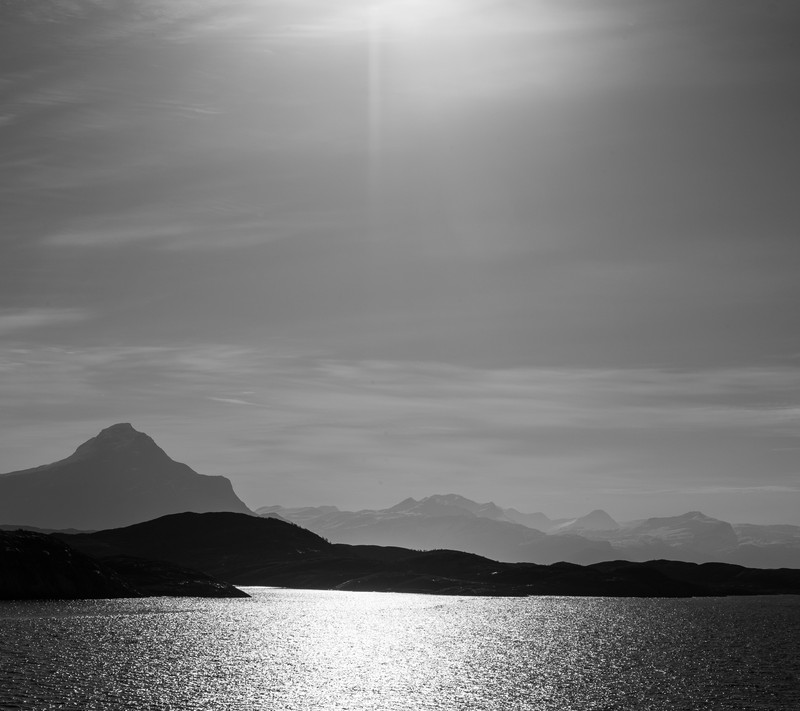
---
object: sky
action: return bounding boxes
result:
[1,0,799,523]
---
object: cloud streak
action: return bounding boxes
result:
[44,208,338,251]
[0,308,91,335]
[1,343,798,519]
[3,345,798,436]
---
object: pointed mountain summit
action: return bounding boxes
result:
[69,422,162,459]
[0,423,252,530]
[572,509,619,531]
[550,509,619,533]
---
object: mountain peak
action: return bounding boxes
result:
[70,423,164,461]
[100,422,137,435]
[0,424,252,529]
[553,509,619,533]
[95,422,146,443]
[387,497,419,512]
[578,510,619,529]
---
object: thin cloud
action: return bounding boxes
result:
[4,346,798,434]
[0,308,90,335]
[49,224,193,248]
[1,345,798,518]
[207,396,262,407]
[44,208,337,251]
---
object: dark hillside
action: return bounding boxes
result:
[59,512,800,597]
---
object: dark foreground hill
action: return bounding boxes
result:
[59,511,333,584]
[59,512,800,598]
[0,529,247,599]
[0,423,252,530]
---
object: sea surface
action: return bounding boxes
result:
[0,589,798,710]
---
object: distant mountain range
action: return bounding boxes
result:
[1,425,798,570]
[259,494,800,569]
[0,423,252,530]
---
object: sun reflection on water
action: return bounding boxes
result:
[0,590,798,710]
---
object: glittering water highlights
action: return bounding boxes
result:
[0,589,798,710]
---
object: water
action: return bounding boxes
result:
[0,589,798,710]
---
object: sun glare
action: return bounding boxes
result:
[369,0,461,35]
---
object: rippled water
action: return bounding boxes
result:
[0,589,798,710]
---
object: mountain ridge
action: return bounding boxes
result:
[260,494,800,568]
[0,423,252,530]
[3,425,798,569]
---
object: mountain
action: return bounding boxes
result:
[0,423,252,530]
[258,495,615,564]
[623,511,739,552]
[503,507,553,532]
[569,511,741,562]
[59,511,332,582]
[569,511,800,568]
[259,496,800,568]
[733,523,800,544]
[58,512,800,597]
[551,509,619,533]
[386,494,518,523]
[726,523,800,568]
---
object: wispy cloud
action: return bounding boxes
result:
[48,223,194,248]
[678,485,800,495]
[44,205,338,251]
[208,396,262,407]
[0,308,90,335]
[2,345,798,516]
[4,346,799,436]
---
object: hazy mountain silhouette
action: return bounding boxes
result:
[57,512,800,597]
[574,511,740,562]
[0,423,252,530]
[503,507,554,531]
[539,511,800,568]
[387,494,518,523]
[258,495,615,564]
[550,509,619,533]
[726,523,800,568]
[260,495,800,568]
[4,423,797,568]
